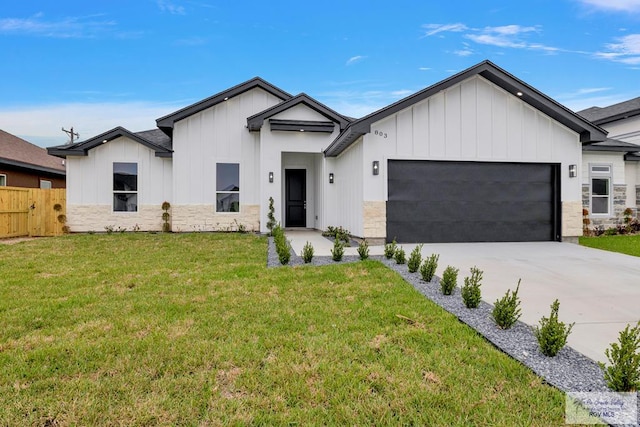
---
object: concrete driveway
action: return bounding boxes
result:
[285,231,640,364]
[398,241,640,364]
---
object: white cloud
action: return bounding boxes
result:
[0,101,185,148]
[576,0,640,12]
[157,0,186,15]
[596,33,640,64]
[453,49,474,57]
[0,13,117,38]
[318,88,420,118]
[346,55,366,66]
[418,67,431,71]
[421,23,468,37]
[466,25,540,48]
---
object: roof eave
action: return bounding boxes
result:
[0,157,66,175]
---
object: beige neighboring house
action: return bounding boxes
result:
[48,60,606,243]
[0,129,66,189]
[578,98,640,228]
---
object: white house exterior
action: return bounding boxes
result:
[578,99,640,229]
[49,61,607,243]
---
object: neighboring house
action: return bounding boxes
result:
[578,99,640,228]
[48,60,606,243]
[0,129,66,188]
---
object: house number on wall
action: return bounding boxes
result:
[374,130,388,138]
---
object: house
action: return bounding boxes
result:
[0,129,66,188]
[47,60,607,243]
[578,99,640,229]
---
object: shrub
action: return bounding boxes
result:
[599,321,640,392]
[272,225,290,265]
[604,227,617,236]
[357,240,369,260]
[582,208,591,236]
[323,226,350,244]
[534,299,574,357]
[461,266,483,308]
[492,279,522,329]
[420,253,439,282]
[302,241,314,263]
[331,239,345,262]
[161,201,171,232]
[394,247,406,264]
[266,197,277,235]
[407,244,423,273]
[440,266,459,295]
[384,240,397,259]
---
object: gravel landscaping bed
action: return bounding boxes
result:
[267,238,640,425]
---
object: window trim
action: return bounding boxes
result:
[113,162,138,213]
[589,163,612,216]
[215,162,240,213]
[0,174,6,186]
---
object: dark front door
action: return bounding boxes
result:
[285,169,306,227]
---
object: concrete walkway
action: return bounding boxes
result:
[284,230,640,364]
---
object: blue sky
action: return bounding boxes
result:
[1,0,640,147]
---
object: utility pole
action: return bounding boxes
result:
[62,127,79,145]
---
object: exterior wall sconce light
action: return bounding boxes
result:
[268,171,274,183]
[372,160,379,175]
[329,173,334,184]
[569,164,577,178]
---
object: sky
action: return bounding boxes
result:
[1,0,640,148]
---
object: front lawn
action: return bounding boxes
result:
[0,233,567,425]
[580,234,640,257]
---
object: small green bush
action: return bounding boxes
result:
[492,279,522,329]
[331,239,344,262]
[440,266,458,295]
[604,227,618,236]
[357,240,369,260]
[534,299,574,357]
[407,244,423,273]
[273,225,290,265]
[266,197,277,236]
[394,247,406,264]
[599,321,640,392]
[384,239,397,259]
[302,241,314,263]
[461,266,483,308]
[420,253,439,282]
[323,226,351,244]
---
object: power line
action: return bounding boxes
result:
[62,127,79,145]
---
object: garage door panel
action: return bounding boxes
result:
[387,160,560,243]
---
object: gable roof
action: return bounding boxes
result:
[325,60,608,157]
[0,129,66,175]
[47,127,173,158]
[246,93,352,131]
[578,97,640,125]
[156,77,292,137]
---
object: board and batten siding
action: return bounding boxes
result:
[328,139,364,237]
[171,88,283,231]
[65,136,172,231]
[362,75,582,203]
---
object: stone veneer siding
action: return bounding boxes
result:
[362,201,386,240]
[67,205,164,232]
[562,201,582,239]
[582,184,630,229]
[171,204,260,233]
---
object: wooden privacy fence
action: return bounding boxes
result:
[0,187,66,238]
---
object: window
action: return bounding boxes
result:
[40,180,52,189]
[216,163,239,212]
[590,164,611,215]
[0,174,6,186]
[113,162,138,212]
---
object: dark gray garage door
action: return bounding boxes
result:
[387,160,561,243]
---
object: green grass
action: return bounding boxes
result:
[0,233,568,425]
[580,234,640,257]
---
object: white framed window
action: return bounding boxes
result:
[113,162,138,212]
[40,179,52,189]
[216,163,239,212]
[0,174,6,186]
[589,164,612,215]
